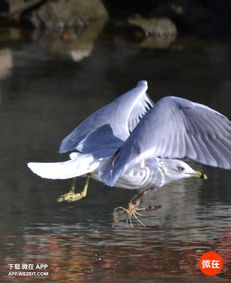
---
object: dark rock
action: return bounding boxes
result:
[127,14,177,36]
[1,0,43,15]
[32,20,106,61]
[29,0,108,29]
[0,0,44,26]
[147,1,218,35]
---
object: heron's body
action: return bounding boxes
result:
[93,157,199,190]
[107,158,160,190]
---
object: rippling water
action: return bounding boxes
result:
[0,28,231,282]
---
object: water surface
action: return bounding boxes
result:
[0,28,231,282]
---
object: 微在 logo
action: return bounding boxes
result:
[199,251,223,276]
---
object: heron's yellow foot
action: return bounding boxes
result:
[57,174,91,203]
[57,190,87,202]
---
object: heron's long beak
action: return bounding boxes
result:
[192,171,208,179]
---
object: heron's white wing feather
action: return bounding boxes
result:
[101,96,231,186]
[27,154,99,180]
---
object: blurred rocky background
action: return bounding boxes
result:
[0,0,231,36]
[104,0,231,36]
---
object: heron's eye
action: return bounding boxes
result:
[177,165,184,171]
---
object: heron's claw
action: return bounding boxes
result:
[113,202,146,226]
[113,203,162,226]
[113,187,163,226]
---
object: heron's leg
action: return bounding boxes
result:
[70,177,77,193]
[129,188,152,207]
[57,174,91,202]
[128,188,162,214]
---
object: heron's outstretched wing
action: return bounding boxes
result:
[100,96,231,186]
[59,80,153,157]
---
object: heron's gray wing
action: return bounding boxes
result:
[100,96,231,186]
[59,80,153,157]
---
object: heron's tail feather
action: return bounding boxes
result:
[27,154,99,180]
